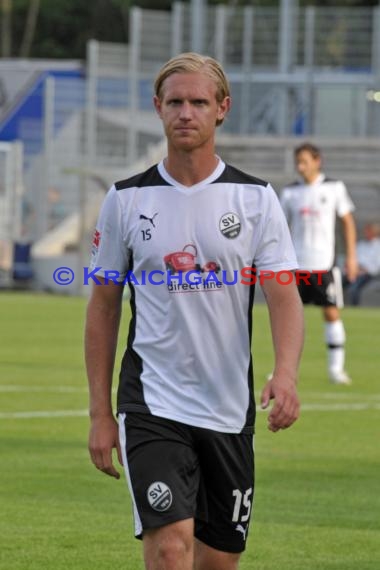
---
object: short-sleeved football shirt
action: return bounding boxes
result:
[280,174,355,271]
[90,159,298,433]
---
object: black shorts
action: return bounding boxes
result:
[296,267,344,308]
[118,412,255,553]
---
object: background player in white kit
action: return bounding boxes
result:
[85,53,304,570]
[280,143,358,384]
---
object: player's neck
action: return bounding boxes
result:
[164,147,219,187]
[303,172,321,185]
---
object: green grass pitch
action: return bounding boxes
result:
[0,292,379,569]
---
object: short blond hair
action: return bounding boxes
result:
[154,52,230,126]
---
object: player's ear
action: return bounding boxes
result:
[217,96,231,122]
[153,96,162,118]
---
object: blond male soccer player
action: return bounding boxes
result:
[85,53,304,570]
[281,142,357,385]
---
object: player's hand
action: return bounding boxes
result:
[88,414,123,479]
[261,374,300,432]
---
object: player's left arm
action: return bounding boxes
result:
[260,275,304,432]
[340,212,358,282]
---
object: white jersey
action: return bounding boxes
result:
[280,174,355,271]
[90,159,298,433]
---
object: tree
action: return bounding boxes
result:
[19,0,40,57]
[1,0,12,57]
[2,0,379,60]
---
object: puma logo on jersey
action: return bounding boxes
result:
[235,524,248,540]
[140,213,158,227]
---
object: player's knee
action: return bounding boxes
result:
[159,537,189,564]
[145,524,193,569]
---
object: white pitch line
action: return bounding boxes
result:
[256,402,380,412]
[255,392,380,402]
[0,385,117,394]
[0,385,88,393]
[3,386,88,393]
[302,392,380,401]
[0,410,88,419]
[297,402,380,411]
[1,402,380,420]
[2,385,380,401]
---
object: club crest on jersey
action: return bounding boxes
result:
[219,212,241,239]
[147,482,173,512]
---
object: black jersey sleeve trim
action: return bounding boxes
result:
[244,260,256,432]
[115,164,172,190]
[213,164,269,187]
[117,251,150,414]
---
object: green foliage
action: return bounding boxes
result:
[0,293,379,569]
[5,0,128,59]
[2,0,379,59]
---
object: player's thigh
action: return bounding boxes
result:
[120,413,200,535]
[194,429,254,554]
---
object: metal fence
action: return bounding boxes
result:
[0,141,23,283]
[2,1,380,293]
[123,1,380,138]
[14,2,380,238]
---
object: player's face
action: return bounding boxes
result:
[295,150,321,184]
[153,72,230,152]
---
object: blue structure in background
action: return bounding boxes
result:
[0,69,85,141]
[0,69,153,171]
[12,242,33,282]
[0,69,85,170]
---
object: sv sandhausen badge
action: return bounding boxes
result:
[147,481,173,512]
[219,212,241,239]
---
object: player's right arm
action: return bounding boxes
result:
[85,278,124,479]
[260,275,303,432]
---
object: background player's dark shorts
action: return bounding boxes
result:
[296,268,342,307]
[119,412,255,553]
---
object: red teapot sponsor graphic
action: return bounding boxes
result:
[164,244,220,275]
